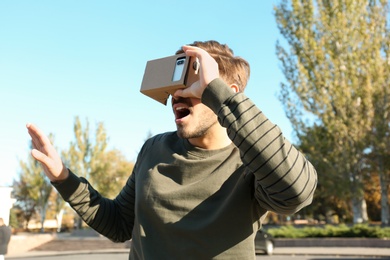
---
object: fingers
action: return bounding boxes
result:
[31,148,49,165]
[32,146,69,182]
[26,123,50,149]
[173,45,219,100]
[26,123,69,181]
[181,45,201,57]
[182,45,207,58]
[27,123,51,166]
[182,45,219,86]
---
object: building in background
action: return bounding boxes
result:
[0,187,15,226]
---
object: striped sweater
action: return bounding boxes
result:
[54,78,317,259]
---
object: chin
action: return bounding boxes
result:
[176,130,190,139]
[177,128,207,140]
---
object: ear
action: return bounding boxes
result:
[230,84,239,93]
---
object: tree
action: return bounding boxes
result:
[14,140,53,231]
[364,173,382,221]
[274,0,390,223]
[51,189,67,232]
[90,149,133,198]
[12,177,36,230]
[62,116,103,181]
[298,125,352,223]
[62,116,134,227]
[366,1,390,225]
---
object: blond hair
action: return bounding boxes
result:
[176,40,250,92]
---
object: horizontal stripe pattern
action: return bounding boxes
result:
[204,79,317,215]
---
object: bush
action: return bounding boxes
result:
[266,224,390,238]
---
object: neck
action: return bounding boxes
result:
[188,125,232,150]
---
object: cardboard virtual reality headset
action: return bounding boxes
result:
[140,54,200,105]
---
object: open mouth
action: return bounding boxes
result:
[172,97,192,121]
[175,106,190,120]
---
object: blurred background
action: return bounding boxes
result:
[1,0,389,251]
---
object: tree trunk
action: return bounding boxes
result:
[352,196,368,224]
[40,205,48,233]
[75,215,83,230]
[56,209,65,232]
[378,157,390,226]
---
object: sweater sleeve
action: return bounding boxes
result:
[202,78,318,215]
[53,169,136,242]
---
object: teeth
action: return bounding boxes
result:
[176,107,186,111]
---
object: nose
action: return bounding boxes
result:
[171,94,183,103]
[171,96,188,106]
[171,95,177,105]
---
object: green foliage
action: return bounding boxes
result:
[62,116,134,198]
[13,116,134,230]
[90,149,134,198]
[9,208,19,229]
[61,116,134,227]
[267,224,390,238]
[274,0,390,224]
[14,138,54,230]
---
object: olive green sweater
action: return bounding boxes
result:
[54,78,317,259]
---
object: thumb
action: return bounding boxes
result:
[173,81,202,99]
[173,88,190,98]
[173,88,198,99]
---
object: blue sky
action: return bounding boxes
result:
[0,0,291,186]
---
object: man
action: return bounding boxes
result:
[27,40,317,259]
[0,218,11,260]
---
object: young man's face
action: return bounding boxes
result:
[171,94,218,139]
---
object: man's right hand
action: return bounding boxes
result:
[173,45,219,99]
[26,123,69,182]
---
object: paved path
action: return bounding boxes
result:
[7,247,390,259]
[6,233,390,259]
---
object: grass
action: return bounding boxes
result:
[266,224,390,239]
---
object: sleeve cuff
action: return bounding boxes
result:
[201,78,235,113]
[52,170,84,201]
